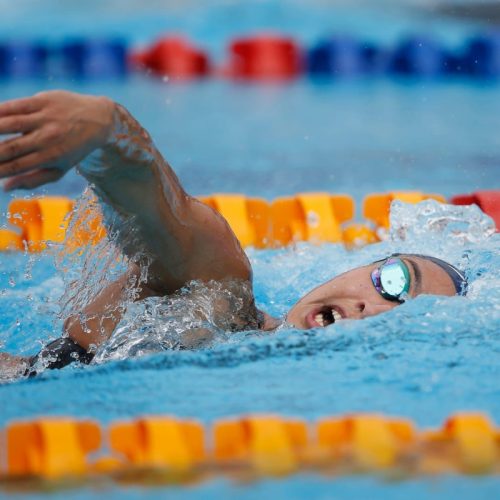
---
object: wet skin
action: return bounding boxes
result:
[0,254,459,377]
[284,256,457,330]
[0,92,462,376]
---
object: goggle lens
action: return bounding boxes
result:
[371,258,411,302]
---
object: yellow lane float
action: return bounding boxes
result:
[0,191,456,253]
[0,412,498,486]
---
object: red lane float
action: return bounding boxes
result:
[451,190,500,231]
[227,35,302,80]
[131,36,210,79]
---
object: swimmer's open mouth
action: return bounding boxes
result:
[306,306,344,328]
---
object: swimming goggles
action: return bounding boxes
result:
[371,257,411,302]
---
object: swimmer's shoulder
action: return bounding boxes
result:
[186,278,262,332]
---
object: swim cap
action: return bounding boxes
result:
[393,253,468,296]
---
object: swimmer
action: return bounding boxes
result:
[0,91,467,377]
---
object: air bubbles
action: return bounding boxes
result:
[92,279,256,364]
[389,199,496,247]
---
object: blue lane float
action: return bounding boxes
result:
[307,38,394,78]
[307,37,367,77]
[389,36,448,77]
[361,43,391,75]
[463,33,500,77]
[0,38,127,80]
[0,41,48,79]
[61,38,128,79]
[0,32,499,81]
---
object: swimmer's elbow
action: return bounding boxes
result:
[64,315,109,352]
[64,316,92,351]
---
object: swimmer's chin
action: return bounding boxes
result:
[259,311,284,331]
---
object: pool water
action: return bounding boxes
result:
[1,1,500,498]
[1,201,499,498]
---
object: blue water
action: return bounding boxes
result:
[1,77,499,211]
[0,0,487,53]
[1,1,500,498]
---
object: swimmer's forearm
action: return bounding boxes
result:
[1,342,90,378]
[64,264,157,350]
[0,91,251,292]
[25,338,93,377]
[79,101,185,200]
[79,101,251,292]
[79,101,188,236]
[78,102,197,289]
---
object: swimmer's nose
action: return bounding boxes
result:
[356,301,394,319]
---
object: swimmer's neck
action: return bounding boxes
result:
[260,311,282,331]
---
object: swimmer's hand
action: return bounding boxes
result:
[0,353,29,380]
[0,90,114,191]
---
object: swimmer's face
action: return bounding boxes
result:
[286,255,457,329]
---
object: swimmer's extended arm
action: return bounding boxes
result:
[0,265,152,377]
[64,263,156,350]
[0,90,252,293]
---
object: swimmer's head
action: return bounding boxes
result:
[286,254,467,329]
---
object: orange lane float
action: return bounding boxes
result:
[108,417,205,471]
[421,413,499,474]
[270,192,354,247]
[5,197,74,252]
[363,191,446,232]
[0,191,455,253]
[5,419,101,479]
[214,416,307,475]
[451,190,500,231]
[0,413,499,486]
[0,196,106,253]
[198,194,270,249]
[342,223,380,249]
[63,201,107,254]
[444,413,498,473]
[316,414,416,470]
[0,227,23,251]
